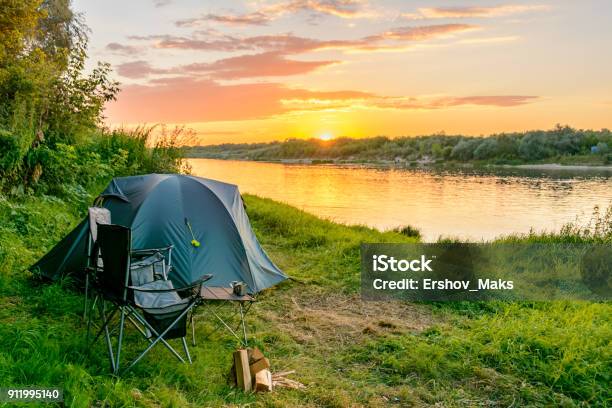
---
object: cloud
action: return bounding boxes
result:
[117,24,474,81]
[177,12,270,27]
[286,0,369,18]
[105,42,144,56]
[149,33,321,53]
[105,75,538,124]
[180,52,339,79]
[116,61,167,79]
[429,95,538,108]
[364,24,477,42]
[147,24,477,54]
[456,36,519,45]
[403,4,550,20]
[153,0,172,7]
[105,76,373,123]
[116,52,338,80]
[282,94,539,111]
[176,0,373,27]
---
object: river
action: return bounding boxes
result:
[189,159,612,241]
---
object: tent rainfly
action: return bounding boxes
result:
[31,174,287,293]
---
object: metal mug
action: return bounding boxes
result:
[231,281,247,296]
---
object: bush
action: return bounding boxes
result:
[451,139,480,161]
[0,129,22,173]
[518,133,553,160]
[473,138,499,160]
[392,225,422,238]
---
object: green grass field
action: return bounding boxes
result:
[0,193,610,407]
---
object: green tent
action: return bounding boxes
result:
[31,174,287,293]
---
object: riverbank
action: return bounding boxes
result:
[1,191,609,406]
[186,128,612,169]
[186,154,612,172]
[510,163,612,171]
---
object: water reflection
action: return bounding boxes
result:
[189,159,612,242]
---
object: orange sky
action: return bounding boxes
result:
[76,0,612,145]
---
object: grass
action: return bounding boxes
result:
[0,193,610,407]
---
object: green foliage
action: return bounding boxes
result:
[189,125,612,166]
[0,129,21,173]
[498,205,612,244]
[392,224,422,239]
[473,138,499,160]
[0,0,119,191]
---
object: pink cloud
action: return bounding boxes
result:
[116,52,338,80]
[365,24,476,41]
[114,24,473,81]
[181,52,339,79]
[105,77,373,123]
[177,12,270,27]
[433,95,539,107]
[404,5,550,20]
[153,33,320,53]
[105,76,538,124]
[175,0,370,27]
[116,61,167,79]
[148,24,477,54]
[283,95,539,111]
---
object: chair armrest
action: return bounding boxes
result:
[131,244,174,255]
[128,274,213,293]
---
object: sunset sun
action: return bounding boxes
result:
[318,133,334,141]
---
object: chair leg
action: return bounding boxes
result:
[191,314,196,346]
[122,304,195,375]
[90,301,118,346]
[182,337,192,364]
[86,294,98,344]
[83,273,89,320]
[100,300,116,373]
[115,306,126,374]
[125,306,187,363]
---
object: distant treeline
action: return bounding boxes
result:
[188,126,612,165]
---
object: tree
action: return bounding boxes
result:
[0,0,118,188]
[473,138,499,160]
[451,139,480,161]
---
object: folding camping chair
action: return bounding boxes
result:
[83,207,173,320]
[88,223,212,375]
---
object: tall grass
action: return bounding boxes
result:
[498,205,612,244]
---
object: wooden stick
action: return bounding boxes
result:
[233,349,252,392]
[255,369,273,392]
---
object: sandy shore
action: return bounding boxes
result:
[508,163,612,171]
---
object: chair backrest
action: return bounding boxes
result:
[96,223,131,301]
[88,207,111,243]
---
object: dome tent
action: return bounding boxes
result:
[31,174,287,293]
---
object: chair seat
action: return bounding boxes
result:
[133,280,186,310]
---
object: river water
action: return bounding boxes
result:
[189,159,612,241]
